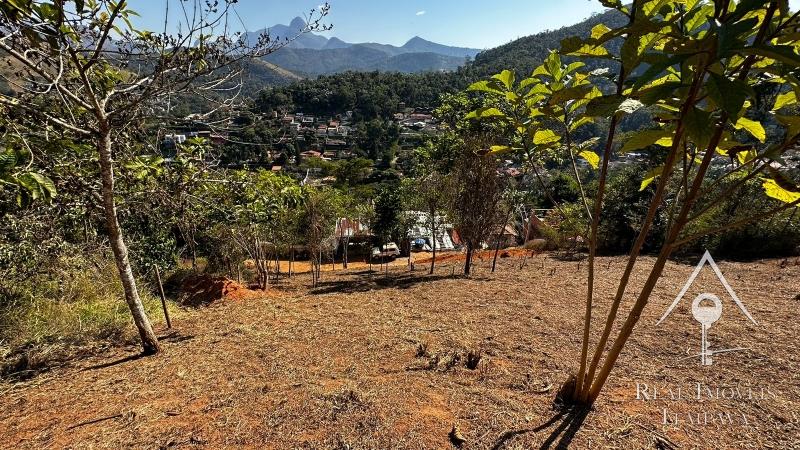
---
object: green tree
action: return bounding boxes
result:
[467,0,800,405]
[300,188,342,287]
[229,171,303,290]
[0,1,328,353]
[449,147,505,275]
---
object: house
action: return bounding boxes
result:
[409,113,433,122]
[488,224,520,249]
[335,218,371,238]
[324,139,348,152]
[333,217,374,258]
[406,211,456,251]
[301,150,322,159]
[522,212,553,242]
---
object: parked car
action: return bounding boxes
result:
[371,242,401,260]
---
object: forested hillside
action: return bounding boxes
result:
[254,71,472,119]
[250,9,628,116]
[470,9,627,76]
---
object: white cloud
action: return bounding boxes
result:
[415,10,426,16]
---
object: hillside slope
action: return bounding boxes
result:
[470,9,627,77]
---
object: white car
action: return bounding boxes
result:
[372,242,401,259]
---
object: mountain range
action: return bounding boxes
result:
[247,17,482,76]
[234,9,628,94]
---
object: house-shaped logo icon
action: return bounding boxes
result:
[656,250,757,366]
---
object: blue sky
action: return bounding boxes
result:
[126,0,610,49]
[126,0,800,49]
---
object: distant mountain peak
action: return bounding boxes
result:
[289,16,306,30]
[401,36,481,59]
[258,18,481,75]
[324,37,351,50]
[403,36,429,46]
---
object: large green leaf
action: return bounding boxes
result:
[739,44,800,66]
[491,70,515,90]
[631,53,691,90]
[544,52,563,80]
[685,107,714,149]
[777,114,800,137]
[465,107,507,121]
[489,145,518,154]
[578,150,600,169]
[560,36,611,58]
[620,130,673,153]
[734,117,766,142]
[548,85,593,105]
[762,178,800,203]
[467,80,505,96]
[772,90,797,111]
[0,149,18,174]
[15,172,56,205]
[706,72,751,117]
[532,129,561,145]
[640,165,664,191]
[637,80,685,105]
[585,95,624,117]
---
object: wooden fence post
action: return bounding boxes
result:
[154,265,172,329]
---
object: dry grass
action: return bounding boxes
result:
[0,253,798,449]
[0,256,178,380]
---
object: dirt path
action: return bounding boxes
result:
[1,255,798,449]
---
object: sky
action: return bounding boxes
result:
[126,0,800,50]
[125,0,613,49]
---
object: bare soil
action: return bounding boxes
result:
[1,253,799,449]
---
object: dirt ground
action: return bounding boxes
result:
[1,252,799,449]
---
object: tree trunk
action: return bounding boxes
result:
[289,246,294,278]
[492,238,501,273]
[464,245,473,275]
[430,234,437,275]
[343,237,349,269]
[97,127,161,355]
[430,208,437,275]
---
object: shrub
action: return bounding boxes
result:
[681,178,800,259]
[597,163,666,255]
[0,254,175,377]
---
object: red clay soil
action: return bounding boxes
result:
[1,255,799,449]
[178,275,257,307]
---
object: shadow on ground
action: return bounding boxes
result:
[308,271,488,295]
[490,407,591,450]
